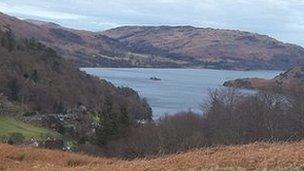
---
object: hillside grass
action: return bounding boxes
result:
[0,117,61,140]
[1,141,304,170]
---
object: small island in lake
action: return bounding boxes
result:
[150,77,161,81]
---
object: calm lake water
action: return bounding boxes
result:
[82,68,282,118]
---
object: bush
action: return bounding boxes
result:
[0,135,8,143]
[23,111,37,117]
[7,132,25,145]
[66,157,88,167]
[8,153,26,161]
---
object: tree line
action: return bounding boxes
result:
[97,88,304,158]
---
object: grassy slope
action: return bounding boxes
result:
[1,142,304,170]
[0,117,61,140]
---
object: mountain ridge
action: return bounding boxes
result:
[102,26,304,70]
[1,12,304,70]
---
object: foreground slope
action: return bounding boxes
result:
[1,142,304,170]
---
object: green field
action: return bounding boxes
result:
[0,117,61,140]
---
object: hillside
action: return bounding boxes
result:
[1,12,304,70]
[0,12,132,67]
[0,26,152,149]
[102,26,304,70]
[1,142,304,170]
[223,66,304,90]
[0,26,151,116]
[0,12,184,68]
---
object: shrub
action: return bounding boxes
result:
[7,132,25,145]
[0,135,8,143]
[8,153,26,161]
[23,111,37,117]
[66,157,88,167]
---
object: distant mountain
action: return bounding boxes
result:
[1,12,304,70]
[103,26,304,70]
[223,66,304,90]
[0,12,133,67]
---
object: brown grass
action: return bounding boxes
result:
[1,142,304,171]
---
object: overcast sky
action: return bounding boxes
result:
[0,0,304,46]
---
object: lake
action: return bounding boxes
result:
[82,68,282,118]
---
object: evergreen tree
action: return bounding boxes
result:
[53,101,65,114]
[7,78,20,101]
[119,104,130,129]
[95,94,116,145]
[0,26,16,51]
[30,70,39,83]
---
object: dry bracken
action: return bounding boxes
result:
[1,141,304,171]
